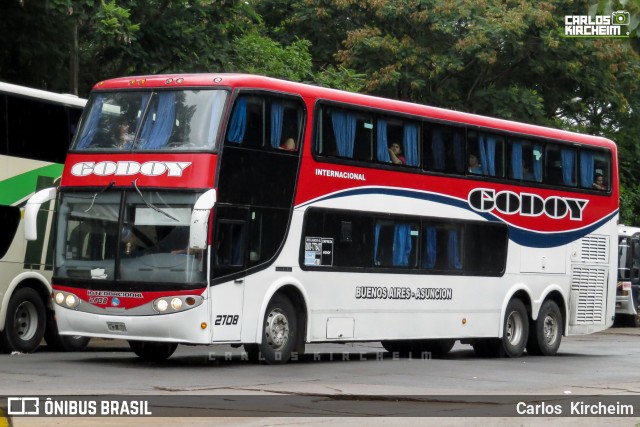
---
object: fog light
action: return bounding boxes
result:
[156,299,169,312]
[65,294,77,307]
[171,298,183,310]
[55,292,64,305]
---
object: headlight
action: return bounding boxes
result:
[171,298,183,310]
[55,292,65,305]
[152,295,204,314]
[65,294,79,308]
[156,299,169,312]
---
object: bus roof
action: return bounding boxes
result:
[93,73,616,151]
[0,81,86,108]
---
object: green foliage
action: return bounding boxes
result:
[227,33,313,81]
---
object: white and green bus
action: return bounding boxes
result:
[0,81,89,352]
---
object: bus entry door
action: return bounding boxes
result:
[209,213,247,342]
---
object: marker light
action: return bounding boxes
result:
[55,292,65,305]
[186,297,196,306]
[171,298,183,310]
[201,322,207,330]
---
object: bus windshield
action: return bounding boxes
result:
[73,89,228,151]
[55,190,206,284]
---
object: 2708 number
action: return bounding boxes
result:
[214,314,239,326]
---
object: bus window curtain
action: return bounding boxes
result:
[377,119,390,162]
[453,131,465,173]
[561,148,576,185]
[403,123,418,166]
[331,110,356,158]
[580,151,595,188]
[76,95,105,149]
[479,134,497,176]
[142,92,176,150]
[422,226,436,269]
[227,97,247,144]
[511,141,523,179]
[374,222,381,265]
[448,229,462,270]
[431,128,445,171]
[533,143,543,182]
[392,224,412,267]
[270,101,284,149]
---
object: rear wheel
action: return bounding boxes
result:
[501,299,529,358]
[0,288,46,353]
[128,341,178,361]
[526,300,562,356]
[473,299,529,358]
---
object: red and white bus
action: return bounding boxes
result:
[26,74,618,362]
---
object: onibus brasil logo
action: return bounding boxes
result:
[565,10,631,37]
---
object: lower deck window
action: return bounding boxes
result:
[302,208,507,276]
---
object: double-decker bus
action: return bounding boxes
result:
[25,74,618,362]
[616,225,640,326]
[0,81,90,353]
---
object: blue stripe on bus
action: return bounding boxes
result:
[298,187,617,248]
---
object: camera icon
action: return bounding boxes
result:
[612,10,630,25]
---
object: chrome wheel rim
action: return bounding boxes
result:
[14,301,38,341]
[265,308,289,350]
[543,313,559,346]
[506,310,524,346]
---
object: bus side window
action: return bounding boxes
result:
[466,131,505,177]
[215,221,246,267]
[374,220,418,268]
[632,239,640,280]
[423,125,465,174]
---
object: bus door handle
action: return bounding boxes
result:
[234,278,244,284]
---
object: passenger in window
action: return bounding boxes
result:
[280,137,297,151]
[593,174,606,191]
[523,163,534,181]
[114,119,134,149]
[388,142,406,165]
[468,153,482,174]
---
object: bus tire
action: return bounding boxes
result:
[418,339,455,358]
[256,294,297,365]
[501,298,529,358]
[526,300,562,356]
[472,339,501,358]
[0,288,46,353]
[381,340,412,357]
[128,341,178,361]
[44,311,90,352]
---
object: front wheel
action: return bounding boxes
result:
[128,341,178,361]
[44,310,90,352]
[0,288,46,353]
[526,300,562,356]
[249,294,297,364]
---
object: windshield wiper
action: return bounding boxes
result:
[82,181,115,213]
[132,178,179,222]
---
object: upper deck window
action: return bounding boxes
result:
[73,89,227,152]
[225,95,303,151]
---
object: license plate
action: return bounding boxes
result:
[107,322,127,333]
